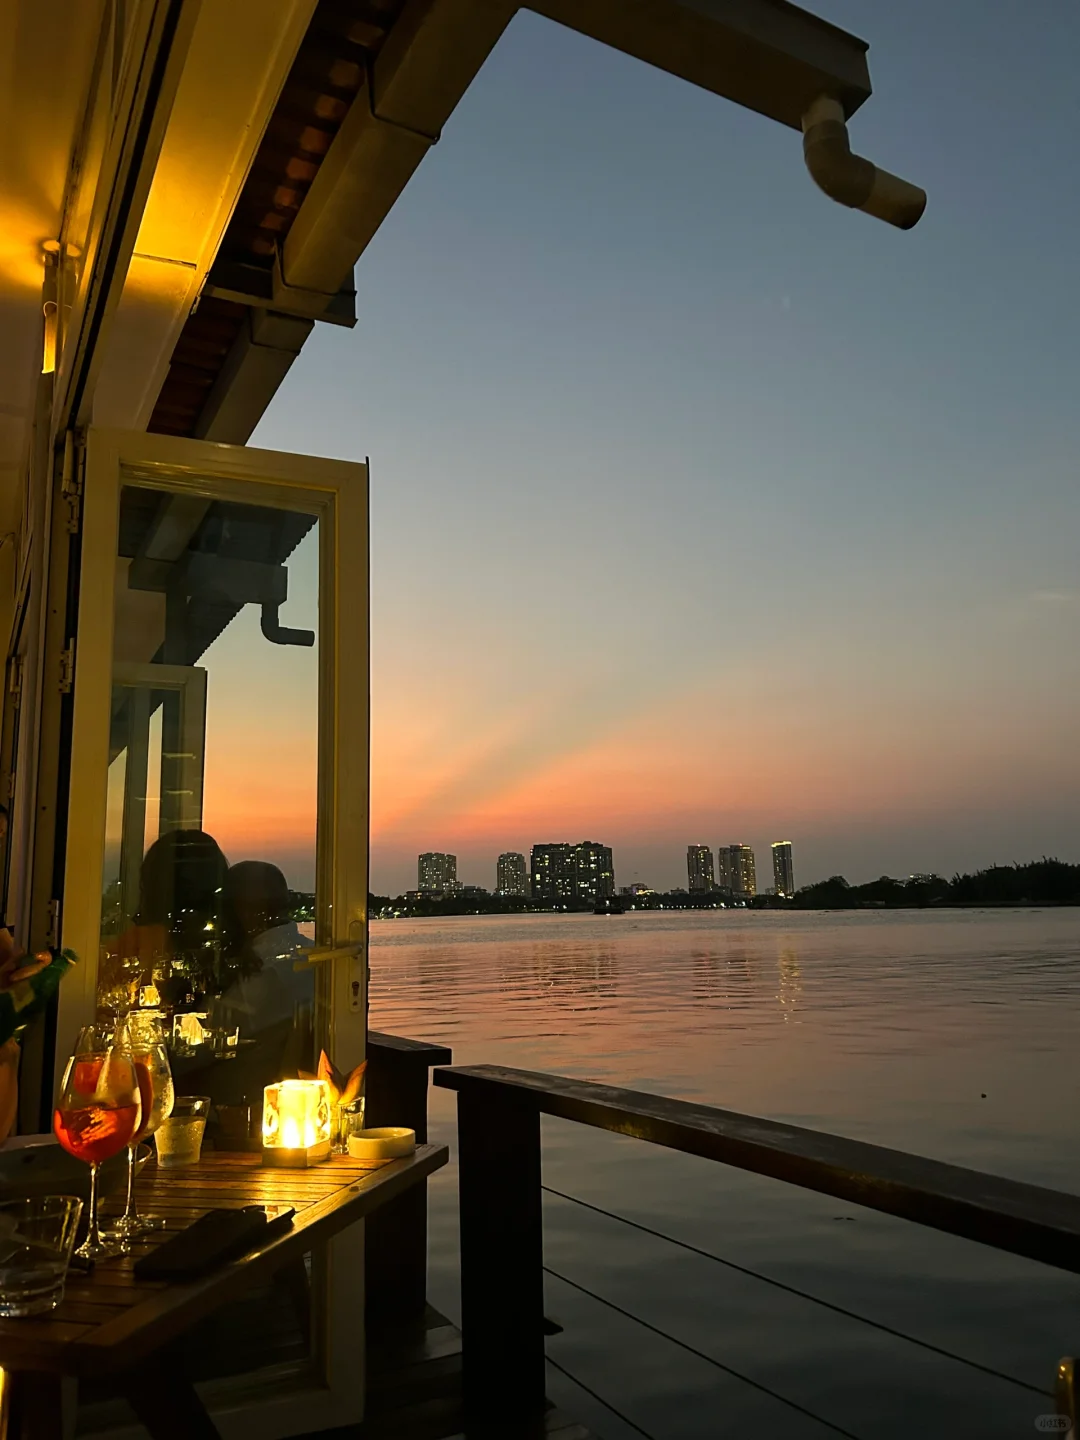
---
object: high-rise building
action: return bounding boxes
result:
[497,852,528,896]
[530,842,614,903]
[716,847,733,892]
[772,841,795,898]
[530,844,575,903]
[418,851,457,893]
[687,845,715,894]
[720,844,756,898]
[573,841,615,903]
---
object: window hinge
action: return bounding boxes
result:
[61,434,85,534]
[46,898,61,949]
[8,654,23,707]
[59,644,75,693]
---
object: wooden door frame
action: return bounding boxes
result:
[60,426,370,1438]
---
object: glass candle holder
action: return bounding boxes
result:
[262,1079,332,1167]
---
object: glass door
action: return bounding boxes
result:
[60,428,368,1436]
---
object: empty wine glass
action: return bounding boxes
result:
[53,1030,142,1259]
[105,1010,174,1239]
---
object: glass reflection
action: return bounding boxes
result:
[97,483,319,1145]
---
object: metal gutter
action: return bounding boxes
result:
[529,0,873,129]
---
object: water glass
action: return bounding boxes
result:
[340,1100,367,1149]
[0,1196,83,1316]
[155,1096,210,1169]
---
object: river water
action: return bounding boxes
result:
[368,908,1080,1439]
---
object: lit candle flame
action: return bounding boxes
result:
[263,1078,331,1151]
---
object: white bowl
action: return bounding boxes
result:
[347,1127,416,1160]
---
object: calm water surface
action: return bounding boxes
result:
[369,909,1080,1439]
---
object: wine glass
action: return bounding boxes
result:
[53,1031,142,1259]
[105,1011,174,1239]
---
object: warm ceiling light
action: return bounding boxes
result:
[41,240,60,374]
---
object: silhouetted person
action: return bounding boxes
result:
[222,861,313,975]
[100,829,229,1014]
[200,861,315,1106]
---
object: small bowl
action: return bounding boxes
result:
[347,1127,416,1161]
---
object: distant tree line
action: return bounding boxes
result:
[794,858,1080,909]
[367,892,536,918]
[363,858,1080,919]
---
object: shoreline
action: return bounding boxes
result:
[371,900,1080,919]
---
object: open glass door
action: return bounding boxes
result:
[60,428,368,1437]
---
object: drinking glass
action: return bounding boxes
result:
[0,1196,83,1316]
[154,1095,210,1169]
[53,1034,142,1259]
[339,1099,367,1150]
[106,1010,174,1238]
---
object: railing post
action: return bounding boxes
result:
[364,1032,452,1331]
[457,1083,546,1418]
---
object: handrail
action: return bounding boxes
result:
[368,1030,452,1064]
[434,1063,1080,1273]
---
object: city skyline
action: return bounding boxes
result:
[405,838,801,901]
[389,834,1073,904]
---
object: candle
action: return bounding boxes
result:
[262,1079,332,1167]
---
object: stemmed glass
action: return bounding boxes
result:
[105,1011,175,1239]
[53,1029,142,1259]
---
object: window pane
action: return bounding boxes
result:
[98,483,320,1130]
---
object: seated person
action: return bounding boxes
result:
[189,861,315,1109]
[99,829,229,1015]
[217,860,313,1020]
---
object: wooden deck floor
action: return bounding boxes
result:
[292,1306,597,1440]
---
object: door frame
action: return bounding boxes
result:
[59,426,370,1435]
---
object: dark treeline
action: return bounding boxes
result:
[362,858,1080,919]
[795,858,1080,909]
[367,892,535,918]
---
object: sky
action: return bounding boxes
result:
[246,0,1080,896]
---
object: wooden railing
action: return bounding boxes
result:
[433,1063,1080,1421]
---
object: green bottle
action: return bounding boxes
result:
[0,949,78,1048]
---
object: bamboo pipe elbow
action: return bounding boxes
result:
[802,95,926,231]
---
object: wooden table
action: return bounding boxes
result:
[0,1145,448,1439]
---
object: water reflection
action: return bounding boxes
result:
[690,947,753,1006]
[370,909,1080,1440]
[776,946,802,1022]
[501,943,619,1012]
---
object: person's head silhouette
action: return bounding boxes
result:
[223,861,291,942]
[137,829,229,933]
